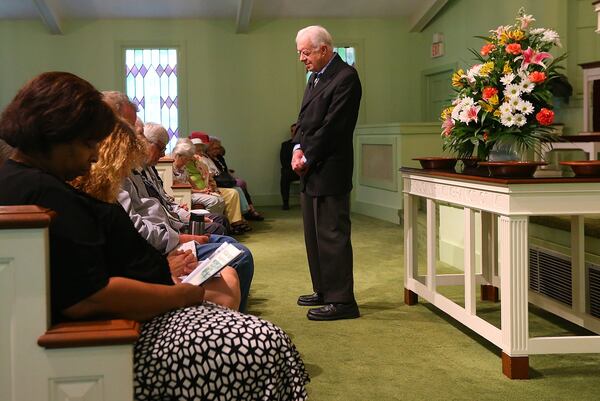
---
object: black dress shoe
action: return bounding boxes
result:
[307,302,360,321]
[297,292,325,306]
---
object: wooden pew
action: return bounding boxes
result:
[156,156,192,207]
[0,206,138,401]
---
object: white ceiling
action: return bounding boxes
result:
[0,0,448,34]
[1,0,425,19]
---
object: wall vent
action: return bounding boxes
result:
[588,265,600,319]
[529,245,572,307]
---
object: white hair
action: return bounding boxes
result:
[143,122,169,145]
[296,25,333,49]
[171,138,195,158]
[102,91,137,113]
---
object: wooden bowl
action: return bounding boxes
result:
[413,157,457,170]
[559,161,600,177]
[478,161,547,178]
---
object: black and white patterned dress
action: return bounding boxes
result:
[134,303,310,400]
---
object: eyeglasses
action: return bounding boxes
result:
[297,48,317,58]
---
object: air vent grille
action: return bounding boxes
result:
[529,246,572,307]
[589,265,600,318]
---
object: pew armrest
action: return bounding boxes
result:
[172,182,192,208]
[38,319,141,349]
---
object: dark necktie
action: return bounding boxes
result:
[308,72,317,90]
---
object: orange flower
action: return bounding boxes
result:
[483,132,489,141]
[536,108,554,126]
[529,71,546,83]
[505,43,522,55]
[482,87,498,100]
[480,43,496,56]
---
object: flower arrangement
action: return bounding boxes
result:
[441,8,567,160]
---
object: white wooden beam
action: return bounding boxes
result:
[409,0,448,33]
[32,0,63,35]
[235,0,254,34]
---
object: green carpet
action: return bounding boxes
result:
[240,206,600,401]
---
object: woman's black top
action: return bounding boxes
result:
[0,159,172,322]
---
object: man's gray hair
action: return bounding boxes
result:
[144,122,169,145]
[296,25,333,49]
[102,91,138,114]
[171,138,195,158]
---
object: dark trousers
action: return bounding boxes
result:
[300,191,355,304]
[280,168,299,207]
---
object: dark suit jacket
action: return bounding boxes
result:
[294,54,362,196]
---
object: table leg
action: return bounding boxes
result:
[464,207,476,315]
[404,193,419,306]
[499,215,530,379]
[481,211,499,302]
[502,353,529,379]
[571,216,586,314]
[426,199,437,292]
[404,288,418,305]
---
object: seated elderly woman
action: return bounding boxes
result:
[141,122,230,235]
[172,138,250,235]
[206,135,264,221]
[72,119,254,312]
[0,71,309,400]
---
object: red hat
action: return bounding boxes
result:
[189,131,210,145]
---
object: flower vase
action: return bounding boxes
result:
[487,142,520,162]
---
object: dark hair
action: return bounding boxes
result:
[0,71,116,153]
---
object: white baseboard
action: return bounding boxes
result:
[252,193,300,207]
[351,200,400,224]
[439,239,482,272]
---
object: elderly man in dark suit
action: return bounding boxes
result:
[292,25,362,321]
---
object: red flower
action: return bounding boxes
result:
[529,71,546,83]
[482,87,498,100]
[505,43,522,55]
[483,132,489,141]
[536,108,554,126]
[480,43,496,56]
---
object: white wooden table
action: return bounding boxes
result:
[401,168,600,379]
[543,133,600,161]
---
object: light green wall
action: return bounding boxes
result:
[412,0,570,119]
[0,18,419,205]
[1,0,600,205]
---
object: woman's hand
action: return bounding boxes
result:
[167,249,197,281]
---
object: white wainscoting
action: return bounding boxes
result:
[352,122,443,223]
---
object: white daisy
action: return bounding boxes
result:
[513,113,527,127]
[508,96,521,111]
[503,84,522,98]
[499,102,512,115]
[517,99,534,115]
[500,113,515,127]
[519,79,535,94]
[500,73,516,86]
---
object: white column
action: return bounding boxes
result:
[404,193,419,286]
[571,215,586,314]
[464,207,476,315]
[426,199,437,291]
[499,215,529,356]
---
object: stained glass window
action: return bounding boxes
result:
[125,48,179,152]
[305,46,356,82]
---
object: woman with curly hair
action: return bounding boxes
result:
[0,71,309,401]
